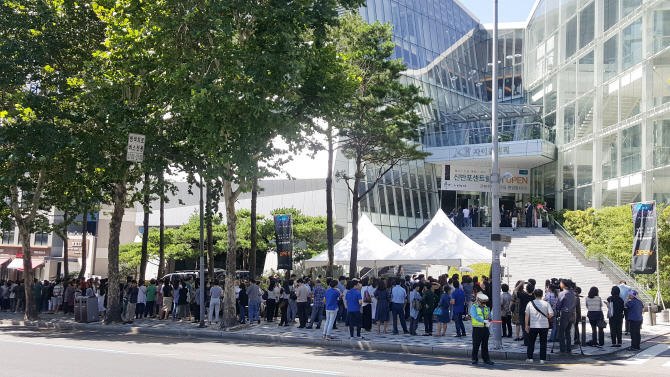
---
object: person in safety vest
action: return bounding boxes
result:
[470,292,494,365]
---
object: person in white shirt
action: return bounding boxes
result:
[525,289,554,364]
[463,207,471,227]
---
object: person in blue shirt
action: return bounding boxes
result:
[618,280,631,334]
[390,278,409,335]
[625,290,644,350]
[470,293,494,365]
[337,276,347,325]
[451,281,467,337]
[345,280,363,339]
[323,280,341,340]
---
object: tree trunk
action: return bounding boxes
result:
[326,128,335,278]
[78,206,88,279]
[20,226,38,320]
[139,171,150,281]
[105,179,127,324]
[206,183,215,279]
[158,172,165,279]
[62,212,69,279]
[349,158,362,278]
[249,174,258,278]
[220,179,238,328]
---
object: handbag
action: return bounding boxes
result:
[363,289,372,304]
[607,301,614,318]
[597,319,608,329]
[530,300,553,329]
[278,299,288,310]
[433,307,443,316]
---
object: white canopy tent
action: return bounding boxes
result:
[304,215,401,269]
[377,209,493,267]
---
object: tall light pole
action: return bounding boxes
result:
[490,0,503,349]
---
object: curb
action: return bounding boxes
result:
[0,319,649,362]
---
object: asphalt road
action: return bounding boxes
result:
[1,325,669,377]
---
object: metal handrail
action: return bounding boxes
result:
[549,215,654,304]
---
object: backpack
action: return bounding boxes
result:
[411,295,422,311]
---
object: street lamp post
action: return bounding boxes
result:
[490,0,503,349]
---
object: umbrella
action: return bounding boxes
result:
[458,266,475,279]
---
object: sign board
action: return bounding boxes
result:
[67,239,91,256]
[490,234,512,243]
[441,165,530,193]
[274,214,293,270]
[126,133,145,162]
[630,201,657,274]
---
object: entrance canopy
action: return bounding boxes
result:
[7,258,45,271]
[377,209,492,267]
[304,215,401,268]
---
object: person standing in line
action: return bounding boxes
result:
[618,280,631,335]
[208,280,222,324]
[247,279,262,324]
[573,286,582,345]
[544,284,558,342]
[295,278,310,328]
[408,283,421,336]
[238,282,248,324]
[345,280,364,340]
[421,282,437,336]
[390,278,409,335]
[463,206,471,227]
[456,207,464,229]
[287,279,297,323]
[145,279,157,318]
[279,281,290,326]
[607,286,625,347]
[501,283,513,338]
[556,279,577,355]
[52,280,63,315]
[585,287,604,347]
[123,280,138,324]
[266,279,280,322]
[499,205,507,227]
[436,285,452,336]
[177,281,190,322]
[451,280,466,338]
[307,279,325,329]
[135,280,146,319]
[525,288,554,364]
[525,201,533,227]
[33,279,42,313]
[336,276,347,325]
[323,280,340,340]
[625,290,644,351]
[63,281,75,316]
[359,278,373,332]
[374,280,390,334]
[517,283,535,346]
[470,293,494,365]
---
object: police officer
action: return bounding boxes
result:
[470,293,495,365]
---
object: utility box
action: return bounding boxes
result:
[74,296,99,323]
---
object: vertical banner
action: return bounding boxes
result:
[274,214,293,270]
[630,201,657,274]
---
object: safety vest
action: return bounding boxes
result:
[471,304,490,327]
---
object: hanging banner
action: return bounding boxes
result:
[274,214,293,270]
[630,201,657,274]
[441,165,530,193]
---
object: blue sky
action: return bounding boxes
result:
[459,0,538,24]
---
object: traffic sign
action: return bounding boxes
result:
[126,133,145,162]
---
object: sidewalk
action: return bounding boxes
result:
[2,311,669,361]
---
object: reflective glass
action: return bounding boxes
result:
[622,0,642,18]
[579,2,595,49]
[563,149,575,189]
[621,124,642,175]
[577,142,593,185]
[622,18,643,71]
[604,0,619,32]
[601,133,618,180]
[563,103,575,143]
[565,16,578,58]
[577,185,592,210]
[653,10,670,53]
[653,119,670,168]
[603,35,618,82]
[577,94,594,137]
[577,51,594,97]
[602,83,619,128]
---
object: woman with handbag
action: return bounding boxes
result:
[607,286,625,347]
[421,282,437,336]
[436,285,452,336]
[525,289,554,364]
[279,281,290,326]
[361,278,373,332]
[374,280,390,334]
[585,286,605,347]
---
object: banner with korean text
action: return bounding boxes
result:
[441,165,530,193]
[630,201,657,274]
[274,214,293,270]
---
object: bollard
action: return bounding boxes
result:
[661,309,670,323]
[581,316,586,346]
[647,303,657,326]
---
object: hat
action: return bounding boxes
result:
[315,279,321,284]
[477,293,489,301]
[629,290,638,298]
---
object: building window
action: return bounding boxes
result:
[602,133,618,180]
[604,0,619,32]
[579,2,595,49]
[603,34,618,82]
[1,225,15,245]
[621,124,642,175]
[622,18,643,71]
[34,232,49,246]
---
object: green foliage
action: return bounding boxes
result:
[447,264,492,280]
[550,209,569,225]
[563,205,669,305]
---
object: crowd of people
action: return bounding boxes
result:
[1,274,646,365]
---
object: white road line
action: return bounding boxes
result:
[619,344,670,365]
[662,360,670,367]
[0,338,139,355]
[257,356,284,359]
[156,354,180,356]
[211,360,341,375]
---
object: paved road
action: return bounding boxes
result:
[1,325,669,376]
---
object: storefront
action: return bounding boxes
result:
[0,246,49,281]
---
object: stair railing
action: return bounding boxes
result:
[548,215,654,304]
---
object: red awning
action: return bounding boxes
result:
[17,259,45,271]
[0,258,10,266]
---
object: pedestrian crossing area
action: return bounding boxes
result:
[618,344,670,366]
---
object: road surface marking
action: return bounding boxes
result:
[211,355,233,358]
[0,338,139,355]
[662,360,670,367]
[156,354,180,356]
[211,360,341,375]
[619,344,670,365]
[257,356,284,359]
[411,361,443,365]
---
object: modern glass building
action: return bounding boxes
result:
[335,0,670,238]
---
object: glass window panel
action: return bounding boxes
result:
[577,186,592,210]
[563,189,575,210]
[577,94,595,138]
[562,61,577,103]
[367,182,377,213]
[404,188,414,218]
[652,49,670,107]
[412,190,422,218]
[579,2,595,49]
[601,133,618,180]
[359,182,368,213]
[563,103,575,143]
[653,119,670,168]
[622,0,642,18]
[395,186,405,216]
[544,161,557,194]
[563,150,575,189]
[544,76,557,114]
[375,0,385,23]
[603,34,618,82]
[386,186,396,215]
[602,82,619,128]
[653,10,670,53]
[604,0,619,32]
[621,70,642,120]
[378,184,387,214]
[577,142,593,185]
[577,51,594,97]
[652,167,670,204]
[622,18,643,71]
[421,192,430,219]
[621,124,642,175]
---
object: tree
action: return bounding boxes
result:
[0,0,106,320]
[330,13,431,276]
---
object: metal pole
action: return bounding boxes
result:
[199,173,206,328]
[490,0,503,349]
